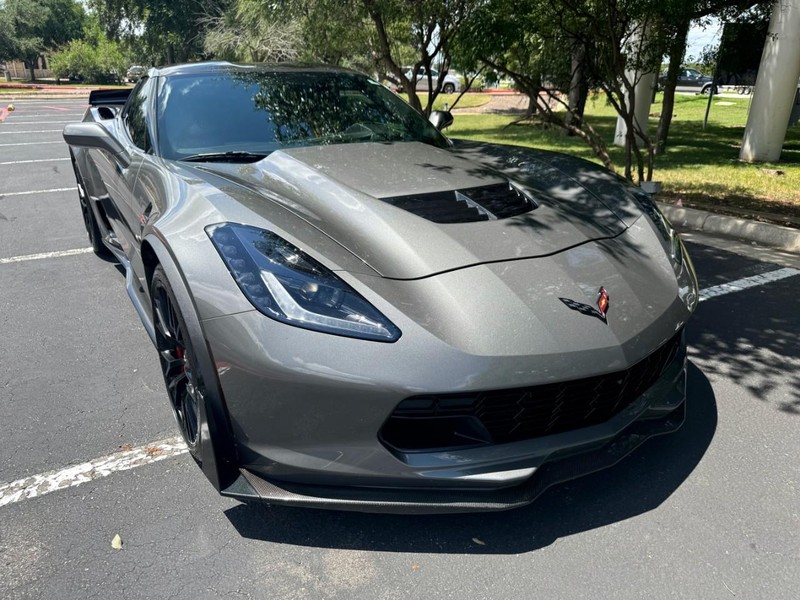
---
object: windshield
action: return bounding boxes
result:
[157,70,449,161]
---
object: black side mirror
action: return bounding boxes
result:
[63,122,131,168]
[429,110,454,130]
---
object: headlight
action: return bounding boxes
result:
[207,223,401,342]
[630,189,698,311]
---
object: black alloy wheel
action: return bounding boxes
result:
[151,266,203,461]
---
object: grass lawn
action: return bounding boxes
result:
[448,93,800,220]
[402,92,491,111]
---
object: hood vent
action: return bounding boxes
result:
[383,182,536,224]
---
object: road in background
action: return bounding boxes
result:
[1,99,798,600]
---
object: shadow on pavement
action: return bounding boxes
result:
[688,287,800,415]
[224,362,716,554]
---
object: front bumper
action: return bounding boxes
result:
[221,393,685,514]
[213,329,688,513]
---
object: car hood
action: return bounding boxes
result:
[196,141,634,280]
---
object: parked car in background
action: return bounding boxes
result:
[397,66,461,93]
[658,67,717,95]
[126,65,146,83]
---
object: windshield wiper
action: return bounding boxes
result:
[179,151,267,163]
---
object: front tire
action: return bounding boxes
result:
[151,265,203,462]
[443,83,456,94]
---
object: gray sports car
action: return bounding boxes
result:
[63,62,698,513]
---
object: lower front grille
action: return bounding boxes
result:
[380,330,683,452]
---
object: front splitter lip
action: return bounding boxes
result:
[220,396,686,514]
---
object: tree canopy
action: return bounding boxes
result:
[0,0,85,79]
[0,0,773,180]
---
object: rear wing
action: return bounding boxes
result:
[88,88,131,106]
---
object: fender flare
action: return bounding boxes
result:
[143,234,240,492]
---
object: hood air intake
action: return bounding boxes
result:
[383,182,536,224]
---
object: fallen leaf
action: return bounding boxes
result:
[119,443,133,452]
[111,534,123,550]
[411,564,420,572]
[472,537,486,546]
[144,446,162,457]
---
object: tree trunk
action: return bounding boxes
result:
[656,18,690,155]
[28,59,36,82]
[525,91,539,117]
[564,41,588,135]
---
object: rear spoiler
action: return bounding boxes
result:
[88,88,131,106]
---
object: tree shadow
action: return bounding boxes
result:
[224,362,715,554]
[687,283,800,415]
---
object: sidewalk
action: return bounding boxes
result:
[0,81,118,99]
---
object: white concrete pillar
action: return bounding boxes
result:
[740,0,800,162]
[615,23,657,147]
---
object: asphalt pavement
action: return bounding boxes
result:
[1,99,798,600]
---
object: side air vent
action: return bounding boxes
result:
[383,182,536,224]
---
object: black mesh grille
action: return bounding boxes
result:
[383,183,535,223]
[381,330,683,452]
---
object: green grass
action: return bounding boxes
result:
[402,92,491,111]
[448,93,800,217]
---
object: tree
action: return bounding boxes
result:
[362,0,478,115]
[208,0,478,115]
[89,0,230,64]
[202,0,302,63]
[0,0,84,80]
[453,0,616,170]
[49,18,131,83]
[655,1,768,155]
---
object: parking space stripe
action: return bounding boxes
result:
[0,157,70,166]
[0,130,63,134]
[699,267,800,302]
[1,120,73,125]
[0,248,93,264]
[1,187,75,197]
[0,437,188,508]
[0,141,63,147]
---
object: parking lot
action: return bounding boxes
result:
[1,98,798,599]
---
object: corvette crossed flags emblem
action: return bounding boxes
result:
[559,287,610,324]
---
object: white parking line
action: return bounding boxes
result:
[0,187,75,197]
[0,120,73,125]
[699,267,800,301]
[0,437,188,507]
[0,248,92,264]
[0,130,63,134]
[0,157,70,166]
[1,265,798,508]
[0,141,63,147]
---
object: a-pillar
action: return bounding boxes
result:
[740,0,800,162]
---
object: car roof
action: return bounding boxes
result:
[150,61,360,79]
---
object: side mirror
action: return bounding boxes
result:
[63,122,131,168]
[429,110,454,130]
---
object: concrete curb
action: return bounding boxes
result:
[659,203,800,253]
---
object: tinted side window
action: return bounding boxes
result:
[123,76,154,152]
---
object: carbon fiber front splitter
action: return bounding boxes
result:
[220,399,686,514]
